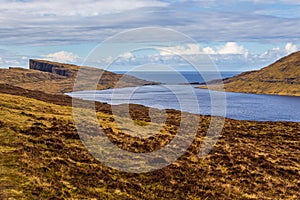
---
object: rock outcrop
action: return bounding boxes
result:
[29,59,78,77]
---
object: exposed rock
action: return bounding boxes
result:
[29,59,78,77]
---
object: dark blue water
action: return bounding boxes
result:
[114,71,240,84]
[69,84,300,122]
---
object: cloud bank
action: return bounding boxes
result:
[110,42,298,71]
[0,0,299,70]
[0,0,299,46]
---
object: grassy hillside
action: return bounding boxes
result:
[1,89,299,199]
[0,60,156,95]
[0,58,299,199]
[201,51,300,96]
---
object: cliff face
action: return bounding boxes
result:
[29,59,78,77]
[203,51,300,96]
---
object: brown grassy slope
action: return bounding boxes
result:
[0,67,73,94]
[0,60,156,95]
[0,83,154,122]
[29,59,157,93]
[201,51,300,96]
[0,87,299,199]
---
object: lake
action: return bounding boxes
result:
[68,85,300,122]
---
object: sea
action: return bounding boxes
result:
[113,71,238,84]
[68,71,300,122]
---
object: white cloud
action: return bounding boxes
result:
[260,42,298,58]
[0,0,299,46]
[159,42,248,58]
[100,41,299,71]
[120,52,134,60]
[43,51,79,63]
[251,42,298,66]
[107,42,251,70]
[202,47,216,54]
[217,42,249,58]
[103,56,114,64]
[159,44,202,56]
[218,42,246,54]
[0,0,168,17]
[285,42,298,54]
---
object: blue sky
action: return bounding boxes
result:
[0,0,299,71]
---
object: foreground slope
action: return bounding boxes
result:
[0,86,299,199]
[203,51,300,96]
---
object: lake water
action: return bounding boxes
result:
[68,71,300,122]
[69,85,300,122]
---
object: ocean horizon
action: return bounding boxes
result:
[113,71,241,84]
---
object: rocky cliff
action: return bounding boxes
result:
[29,59,79,77]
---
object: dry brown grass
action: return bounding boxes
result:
[0,60,156,95]
[200,51,300,96]
[0,92,299,199]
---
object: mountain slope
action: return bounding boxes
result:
[1,90,299,199]
[205,51,300,96]
[0,60,156,95]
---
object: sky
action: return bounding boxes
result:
[0,0,299,71]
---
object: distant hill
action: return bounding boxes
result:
[0,60,156,94]
[203,51,300,96]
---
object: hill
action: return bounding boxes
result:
[0,60,156,95]
[202,51,300,96]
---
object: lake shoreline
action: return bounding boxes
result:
[68,84,300,122]
[198,84,300,97]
